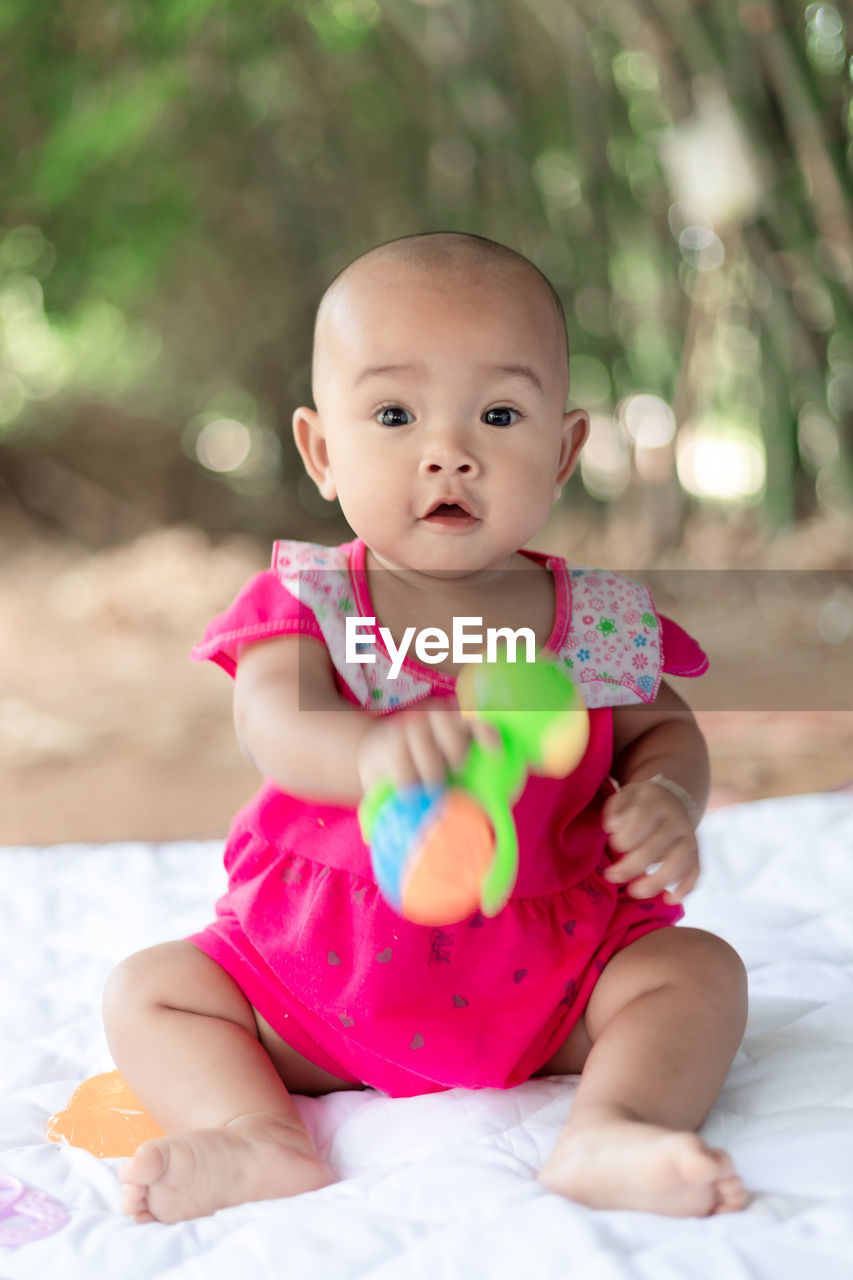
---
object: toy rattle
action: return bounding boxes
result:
[358,648,589,926]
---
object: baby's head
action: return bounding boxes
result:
[293,231,588,575]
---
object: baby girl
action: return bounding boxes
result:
[103,230,749,1224]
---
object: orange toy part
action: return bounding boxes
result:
[47,1070,164,1158]
[401,789,495,926]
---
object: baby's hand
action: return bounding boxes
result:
[357,700,500,795]
[601,780,700,905]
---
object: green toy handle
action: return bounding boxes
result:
[358,777,394,844]
[447,732,526,915]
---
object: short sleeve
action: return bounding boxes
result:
[190,569,323,678]
[659,614,709,678]
[559,566,708,707]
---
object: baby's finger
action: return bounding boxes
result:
[358,729,417,793]
[603,842,665,884]
[405,718,453,786]
[624,839,698,899]
[427,709,477,772]
[611,816,695,873]
[470,719,502,752]
[602,792,670,852]
[662,866,701,904]
[603,821,689,884]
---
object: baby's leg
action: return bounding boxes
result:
[102,941,349,1223]
[537,926,750,1216]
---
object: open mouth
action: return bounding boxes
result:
[426,503,473,520]
[421,501,480,532]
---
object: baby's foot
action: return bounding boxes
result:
[537,1113,749,1217]
[119,1112,335,1224]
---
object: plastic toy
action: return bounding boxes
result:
[0,1174,68,1247]
[47,1069,164,1159]
[359,648,589,925]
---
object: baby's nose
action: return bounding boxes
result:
[418,427,479,475]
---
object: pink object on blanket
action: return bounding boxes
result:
[0,1175,68,1247]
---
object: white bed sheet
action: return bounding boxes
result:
[1,792,852,1280]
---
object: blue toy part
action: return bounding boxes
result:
[369,783,445,911]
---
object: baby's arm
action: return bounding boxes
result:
[603,681,709,904]
[233,636,494,803]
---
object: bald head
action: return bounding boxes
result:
[311,231,570,407]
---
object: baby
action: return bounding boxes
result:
[103,231,749,1224]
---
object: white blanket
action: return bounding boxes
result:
[2,793,852,1279]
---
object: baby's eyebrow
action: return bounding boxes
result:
[350,360,417,384]
[481,363,540,391]
[353,362,544,396]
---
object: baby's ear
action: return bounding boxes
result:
[292,407,337,500]
[555,408,589,492]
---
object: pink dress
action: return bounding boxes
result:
[187,538,708,1098]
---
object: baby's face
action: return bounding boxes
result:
[294,259,588,577]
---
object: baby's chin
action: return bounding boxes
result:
[365,536,518,581]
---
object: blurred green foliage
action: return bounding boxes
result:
[0,0,851,546]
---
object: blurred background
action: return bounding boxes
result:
[1,0,852,844]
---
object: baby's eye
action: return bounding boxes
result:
[376,405,412,427]
[484,406,520,427]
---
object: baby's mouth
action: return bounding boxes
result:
[421,500,480,531]
[427,503,472,520]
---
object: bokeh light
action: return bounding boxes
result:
[580,413,631,500]
[618,394,676,449]
[195,419,253,473]
[805,4,846,73]
[676,420,766,502]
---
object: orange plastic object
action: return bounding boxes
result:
[401,789,495,926]
[47,1070,164,1158]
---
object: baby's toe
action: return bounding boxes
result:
[675,1137,730,1185]
[130,1205,158,1225]
[121,1140,168,1190]
[120,1181,150,1220]
[713,1174,750,1214]
[119,1141,171,1220]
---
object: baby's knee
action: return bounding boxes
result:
[675,929,748,1011]
[103,940,256,1039]
[102,941,197,1028]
